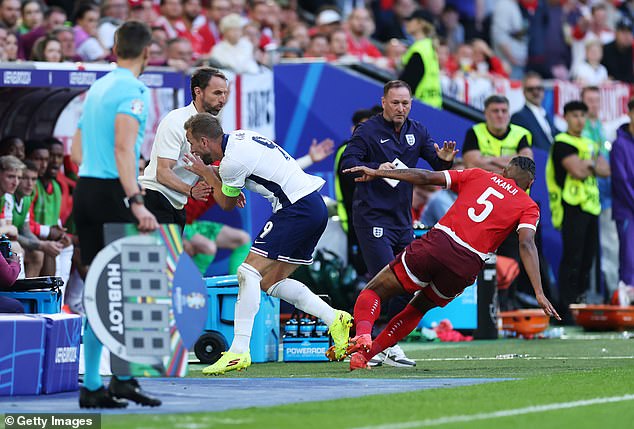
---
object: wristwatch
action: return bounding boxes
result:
[123,193,144,208]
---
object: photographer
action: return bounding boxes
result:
[0,235,22,313]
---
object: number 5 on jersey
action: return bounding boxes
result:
[468,187,504,223]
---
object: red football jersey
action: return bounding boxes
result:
[435,168,540,258]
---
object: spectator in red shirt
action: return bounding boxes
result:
[197,0,230,54]
[181,0,205,54]
[19,6,66,60]
[346,7,382,60]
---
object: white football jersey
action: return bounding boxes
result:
[219,130,325,212]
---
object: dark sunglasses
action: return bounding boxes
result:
[525,86,544,92]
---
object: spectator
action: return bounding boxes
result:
[491,0,528,79]
[31,35,63,62]
[327,28,351,62]
[611,98,634,295]
[147,38,167,65]
[546,100,610,324]
[210,13,258,73]
[444,42,474,76]
[51,26,81,62]
[0,247,22,313]
[229,0,245,15]
[181,0,206,54]
[18,0,44,35]
[280,36,302,58]
[400,9,442,108]
[13,160,64,278]
[601,19,634,83]
[571,39,609,86]
[511,71,559,150]
[154,0,185,39]
[526,0,570,79]
[151,25,169,47]
[289,22,310,51]
[471,38,509,78]
[438,4,464,53]
[198,0,231,54]
[346,7,382,61]
[98,0,129,51]
[381,37,407,73]
[166,37,194,70]
[73,3,107,61]
[569,3,614,69]
[4,29,16,60]
[581,86,617,299]
[128,0,157,23]
[0,0,20,31]
[0,23,7,61]
[304,33,328,58]
[0,136,25,160]
[313,8,342,37]
[373,0,417,43]
[19,5,65,60]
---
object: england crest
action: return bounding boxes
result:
[405,134,415,146]
[373,227,384,238]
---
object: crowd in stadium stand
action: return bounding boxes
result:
[0,0,633,323]
[0,0,629,83]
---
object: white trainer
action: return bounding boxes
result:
[383,344,416,368]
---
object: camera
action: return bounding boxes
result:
[0,234,12,259]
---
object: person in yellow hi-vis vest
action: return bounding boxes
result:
[546,100,611,324]
[399,9,442,109]
[462,94,534,310]
[463,94,534,172]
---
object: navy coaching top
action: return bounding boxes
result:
[339,114,452,230]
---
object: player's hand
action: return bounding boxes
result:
[536,292,561,321]
[183,153,211,178]
[378,162,396,170]
[308,138,335,163]
[131,204,159,232]
[237,192,247,208]
[191,181,211,201]
[435,140,459,162]
[48,225,67,241]
[39,240,64,257]
[343,166,378,182]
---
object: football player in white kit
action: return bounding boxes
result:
[183,112,353,374]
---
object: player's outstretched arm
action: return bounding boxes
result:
[518,228,561,320]
[343,166,447,186]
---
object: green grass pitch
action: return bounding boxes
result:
[102,331,634,429]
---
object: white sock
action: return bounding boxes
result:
[267,278,336,326]
[228,263,262,354]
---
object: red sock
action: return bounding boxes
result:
[364,304,424,359]
[353,289,381,336]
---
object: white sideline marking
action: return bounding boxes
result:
[351,394,634,429]
[413,356,634,362]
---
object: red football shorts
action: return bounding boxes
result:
[389,228,484,307]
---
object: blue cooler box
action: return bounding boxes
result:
[0,314,46,396]
[41,314,82,394]
[204,275,279,363]
[0,289,61,314]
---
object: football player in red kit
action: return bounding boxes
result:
[343,156,560,370]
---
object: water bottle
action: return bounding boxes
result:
[314,319,328,337]
[284,318,299,338]
[299,314,315,337]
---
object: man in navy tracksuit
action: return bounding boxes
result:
[340,80,457,367]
